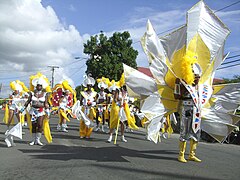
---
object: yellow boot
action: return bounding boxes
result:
[188,139,201,162]
[178,141,187,163]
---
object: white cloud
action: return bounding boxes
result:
[0,0,86,97]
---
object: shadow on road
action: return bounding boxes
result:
[19,144,178,162]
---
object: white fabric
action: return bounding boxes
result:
[5,123,22,147]
[32,77,49,88]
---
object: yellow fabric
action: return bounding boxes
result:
[20,114,25,124]
[79,119,93,137]
[26,112,32,133]
[109,101,120,129]
[187,34,211,84]
[79,106,94,137]
[3,104,9,124]
[59,109,70,122]
[162,115,173,137]
[141,117,148,127]
[58,111,63,124]
[104,106,110,120]
[157,85,178,112]
[119,73,125,87]
[90,108,96,120]
[43,117,52,143]
[124,103,138,130]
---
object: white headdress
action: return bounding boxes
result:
[108,81,120,92]
[82,74,95,87]
[10,81,23,92]
[32,77,49,89]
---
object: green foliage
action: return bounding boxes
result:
[83,31,138,81]
[75,85,83,100]
[222,75,240,84]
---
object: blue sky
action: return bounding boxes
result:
[0,0,239,96]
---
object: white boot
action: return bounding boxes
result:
[101,125,105,132]
[121,135,127,142]
[29,133,36,146]
[107,135,112,143]
[62,124,68,132]
[57,124,61,131]
[36,132,43,146]
[95,125,100,132]
[10,135,16,147]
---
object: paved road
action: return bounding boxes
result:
[0,110,239,180]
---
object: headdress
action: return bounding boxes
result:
[9,80,29,93]
[108,80,120,92]
[82,74,95,87]
[97,77,109,89]
[30,72,51,92]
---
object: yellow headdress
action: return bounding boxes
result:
[62,80,77,104]
[30,72,51,92]
[97,77,109,89]
[108,80,120,92]
[181,50,200,85]
[9,80,29,93]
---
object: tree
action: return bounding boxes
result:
[83,31,138,81]
[222,75,240,84]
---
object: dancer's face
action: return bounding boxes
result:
[194,74,200,85]
[36,84,43,91]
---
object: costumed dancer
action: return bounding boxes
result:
[120,85,139,133]
[4,80,29,147]
[107,81,126,142]
[174,62,202,163]
[6,81,22,128]
[123,1,233,163]
[58,90,71,132]
[95,77,109,132]
[56,80,76,132]
[79,74,96,139]
[23,73,52,146]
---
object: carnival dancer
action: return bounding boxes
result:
[174,63,202,163]
[58,90,71,132]
[6,83,22,128]
[23,73,52,146]
[95,77,109,132]
[107,81,128,143]
[124,0,235,164]
[79,74,96,139]
[4,80,29,147]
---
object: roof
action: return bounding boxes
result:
[137,67,154,78]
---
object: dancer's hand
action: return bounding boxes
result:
[20,107,25,113]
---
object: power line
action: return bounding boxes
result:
[225,54,240,60]
[132,1,240,45]
[222,58,240,65]
[217,61,240,70]
[69,64,86,78]
[214,0,240,13]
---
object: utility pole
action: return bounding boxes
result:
[48,65,59,88]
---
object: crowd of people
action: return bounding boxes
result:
[2,73,144,148]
